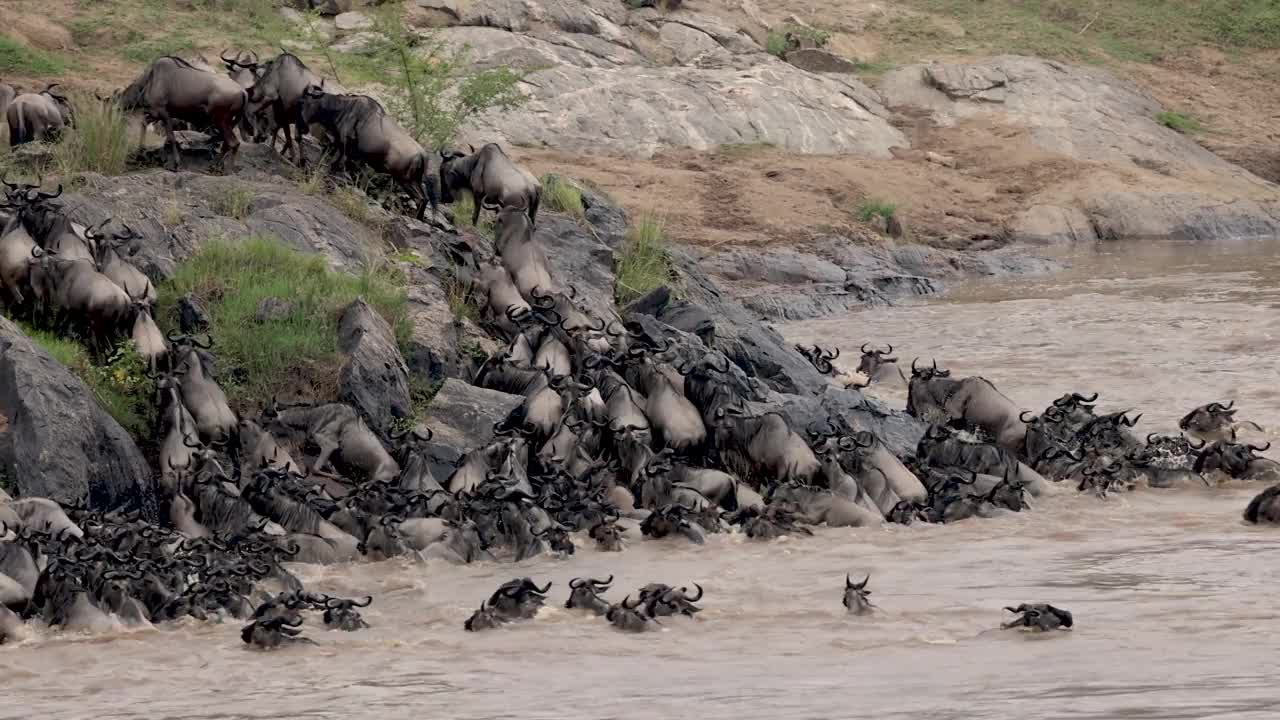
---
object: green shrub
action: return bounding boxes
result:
[765,25,831,58]
[0,35,66,75]
[540,174,585,217]
[16,323,153,436]
[856,198,898,222]
[54,97,131,176]
[615,213,674,306]
[156,236,409,406]
[1156,110,1203,134]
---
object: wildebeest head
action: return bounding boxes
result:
[1178,401,1243,442]
[1194,440,1271,478]
[532,524,575,556]
[437,148,471,204]
[794,344,839,375]
[638,582,704,617]
[565,575,613,615]
[322,595,372,632]
[1001,603,1073,631]
[589,518,624,552]
[855,343,897,379]
[487,577,552,620]
[605,594,652,632]
[842,573,874,615]
[985,465,1031,512]
[640,504,705,545]
[464,599,506,632]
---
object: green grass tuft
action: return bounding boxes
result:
[540,175,585,218]
[1156,110,1203,134]
[615,213,675,306]
[0,35,66,75]
[856,198,898,222]
[765,25,831,58]
[156,236,409,407]
[451,193,495,236]
[54,97,131,176]
[212,185,255,220]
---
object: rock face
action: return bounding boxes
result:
[421,379,522,476]
[474,63,906,159]
[785,48,859,74]
[880,55,1280,243]
[337,300,413,435]
[0,317,154,513]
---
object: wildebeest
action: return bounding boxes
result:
[262,399,399,482]
[1194,441,1280,483]
[1001,603,1073,631]
[606,595,653,632]
[439,143,541,226]
[0,82,15,125]
[856,343,904,386]
[907,360,1027,453]
[7,84,73,146]
[118,56,247,171]
[1244,484,1280,525]
[28,247,132,351]
[322,595,372,631]
[244,52,323,164]
[298,85,435,220]
[714,404,819,486]
[1179,401,1264,443]
[565,576,613,615]
[464,599,507,631]
[842,573,874,615]
[637,582,703,618]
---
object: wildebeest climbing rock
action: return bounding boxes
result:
[337,299,413,435]
[0,317,155,514]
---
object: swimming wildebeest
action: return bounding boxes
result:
[842,573,874,615]
[439,143,541,226]
[1001,603,1073,632]
[117,56,247,171]
[1178,401,1264,443]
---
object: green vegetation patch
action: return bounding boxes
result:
[765,25,831,58]
[1156,110,1203,134]
[615,213,675,306]
[540,174,585,218]
[0,35,67,76]
[157,236,409,406]
[856,198,898,222]
[212,185,255,220]
[15,321,154,437]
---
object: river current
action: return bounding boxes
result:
[6,240,1280,719]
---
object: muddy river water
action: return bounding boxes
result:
[7,240,1280,719]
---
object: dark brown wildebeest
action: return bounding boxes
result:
[298,84,436,220]
[118,56,247,171]
[244,52,322,164]
[7,84,73,146]
[439,143,541,226]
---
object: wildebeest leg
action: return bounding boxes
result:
[217,113,240,174]
[529,194,539,224]
[311,441,340,475]
[471,193,483,226]
[153,110,180,171]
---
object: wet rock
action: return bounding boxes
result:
[255,297,295,323]
[1085,192,1280,242]
[475,63,905,159]
[784,48,858,74]
[625,286,717,345]
[337,300,413,435]
[620,312,763,402]
[672,248,827,395]
[0,317,155,514]
[537,214,618,314]
[776,388,925,459]
[421,379,522,469]
[334,11,372,31]
[1013,205,1098,245]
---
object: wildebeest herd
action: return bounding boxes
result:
[2,47,1278,648]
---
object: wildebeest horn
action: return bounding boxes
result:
[1020,411,1036,423]
[1073,392,1099,402]
[1121,413,1142,427]
[860,342,871,354]
[590,575,614,586]
[569,577,586,589]
[1147,433,1158,444]
[1186,437,1206,449]
[1248,442,1272,453]
[681,583,704,601]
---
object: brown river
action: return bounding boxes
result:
[6,240,1280,719]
